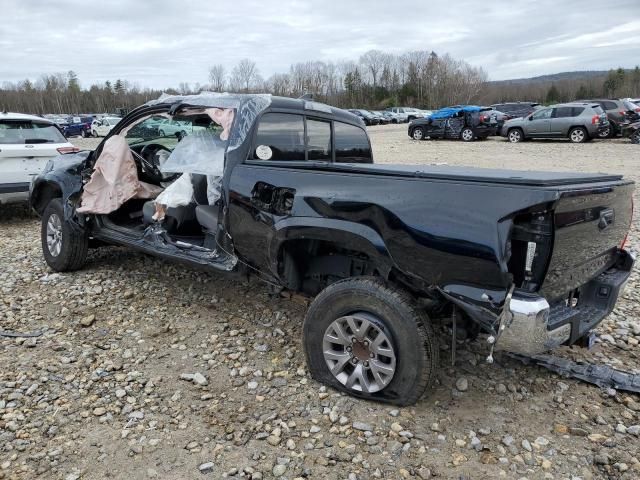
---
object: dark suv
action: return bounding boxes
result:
[408,106,496,141]
[490,102,540,119]
[578,99,640,138]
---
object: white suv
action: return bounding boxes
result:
[0,112,76,205]
[91,116,121,137]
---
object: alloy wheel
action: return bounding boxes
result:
[461,129,474,141]
[46,213,63,257]
[571,129,586,143]
[412,128,424,140]
[508,130,522,142]
[322,312,397,393]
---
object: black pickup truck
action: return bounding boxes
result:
[30,94,635,405]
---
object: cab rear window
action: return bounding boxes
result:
[0,121,67,144]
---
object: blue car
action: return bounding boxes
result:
[62,116,93,138]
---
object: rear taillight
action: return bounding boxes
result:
[591,115,600,124]
[620,197,634,250]
[57,146,80,154]
[620,111,626,116]
[635,108,640,112]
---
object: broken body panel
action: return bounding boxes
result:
[30,94,635,357]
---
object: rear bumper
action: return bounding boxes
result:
[497,249,635,355]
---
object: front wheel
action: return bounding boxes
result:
[460,127,475,142]
[569,127,588,143]
[508,128,523,143]
[412,127,425,140]
[303,277,439,406]
[41,198,88,272]
[630,130,640,144]
[92,130,98,137]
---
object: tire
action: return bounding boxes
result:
[597,126,611,139]
[180,130,188,137]
[507,128,523,143]
[303,277,439,406]
[81,130,87,138]
[631,131,640,144]
[159,129,166,137]
[460,128,475,142]
[41,198,88,272]
[569,127,588,143]
[412,127,425,140]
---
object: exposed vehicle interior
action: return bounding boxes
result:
[78,109,233,254]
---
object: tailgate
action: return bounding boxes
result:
[540,181,634,301]
[0,144,62,183]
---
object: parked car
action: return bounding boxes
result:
[490,102,540,119]
[502,103,608,143]
[577,99,638,138]
[378,111,403,123]
[91,116,122,137]
[347,109,379,126]
[0,112,76,204]
[408,106,497,141]
[30,94,635,406]
[385,107,424,122]
[156,118,207,136]
[370,111,390,125]
[622,119,640,144]
[63,116,93,138]
[481,110,509,135]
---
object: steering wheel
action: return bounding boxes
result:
[138,143,179,183]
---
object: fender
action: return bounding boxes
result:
[268,216,395,280]
[30,151,89,227]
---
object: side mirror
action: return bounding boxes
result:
[528,116,534,121]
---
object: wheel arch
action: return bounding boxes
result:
[30,180,63,215]
[270,219,395,294]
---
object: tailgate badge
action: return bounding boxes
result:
[598,209,614,230]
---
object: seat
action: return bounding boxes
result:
[195,205,219,231]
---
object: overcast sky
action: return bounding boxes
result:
[1,0,639,89]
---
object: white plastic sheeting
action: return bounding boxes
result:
[160,129,226,177]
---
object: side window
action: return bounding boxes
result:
[306,119,331,161]
[532,108,552,120]
[571,107,585,116]
[334,122,372,163]
[252,113,305,161]
[553,107,573,118]
[603,101,617,111]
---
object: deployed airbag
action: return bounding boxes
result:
[78,135,163,214]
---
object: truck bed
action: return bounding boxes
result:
[269,162,623,187]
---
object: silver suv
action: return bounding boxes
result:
[502,103,608,143]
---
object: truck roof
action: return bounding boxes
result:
[145,92,361,125]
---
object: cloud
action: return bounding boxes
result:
[0,0,639,88]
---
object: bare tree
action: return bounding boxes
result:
[208,64,226,92]
[232,58,259,93]
[359,49,386,89]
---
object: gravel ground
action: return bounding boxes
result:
[1,126,639,480]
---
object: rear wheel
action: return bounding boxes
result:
[412,127,425,140]
[460,128,475,142]
[569,127,588,143]
[303,277,439,405]
[631,130,640,144]
[41,198,88,272]
[597,126,611,139]
[508,128,523,143]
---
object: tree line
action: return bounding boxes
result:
[1,49,639,116]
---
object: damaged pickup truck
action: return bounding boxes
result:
[30,93,635,406]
